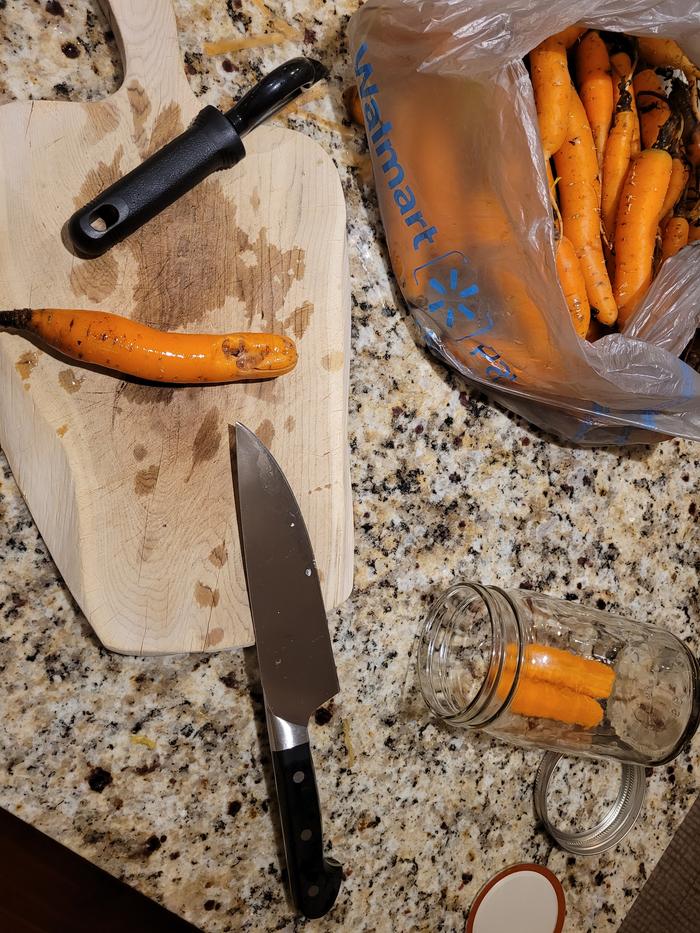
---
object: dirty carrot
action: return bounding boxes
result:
[498,678,605,728]
[660,216,690,261]
[634,69,672,149]
[610,51,640,156]
[637,37,700,81]
[556,236,591,337]
[553,86,618,325]
[660,157,690,218]
[530,34,572,159]
[0,309,297,383]
[502,643,615,699]
[689,221,700,242]
[575,30,614,168]
[613,148,673,326]
[556,25,586,49]
[602,78,635,242]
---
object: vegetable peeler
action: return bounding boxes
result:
[67,57,327,257]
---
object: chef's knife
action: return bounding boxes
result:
[230,422,343,919]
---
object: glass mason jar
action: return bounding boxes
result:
[418,583,700,766]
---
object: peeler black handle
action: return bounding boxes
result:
[68,106,245,257]
[67,57,326,258]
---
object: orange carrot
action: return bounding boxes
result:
[602,77,635,242]
[614,149,674,326]
[502,643,615,699]
[660,157,690,218]
[556,236,591,337]
[0,308,297,383]
[530,35,572,159]
[499,678,604,728]
[660,216,690,261]
[637,37,700,81]
[689,222,700,242]
[610,51,640,156]
[634,69,672,149]
[575,31,614,168]
[554,87,618,325]
[556,25,587,49]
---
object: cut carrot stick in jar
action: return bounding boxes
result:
[502,643,616,700]
[497,678,605,728]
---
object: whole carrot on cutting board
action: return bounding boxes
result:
[0,308,297,383]
[553,86,618,325]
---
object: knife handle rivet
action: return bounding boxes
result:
[307,885,320,898]
[293,770,305,784]
[300,829,312,841]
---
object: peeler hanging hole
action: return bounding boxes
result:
[88,204,120,233]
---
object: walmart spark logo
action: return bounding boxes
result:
[427,268,479,328]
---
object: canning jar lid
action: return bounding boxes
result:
[533,752,647,856]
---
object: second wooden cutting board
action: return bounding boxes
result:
[0,0,353,654]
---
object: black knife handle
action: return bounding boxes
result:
[271,742,342,918]
[67,106,245,257]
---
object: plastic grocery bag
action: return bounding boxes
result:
[347,0,700,444]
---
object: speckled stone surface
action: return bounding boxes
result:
[1,2,699,931]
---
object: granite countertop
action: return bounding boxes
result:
[1,2,699,931]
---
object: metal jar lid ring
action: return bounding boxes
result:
[533,752,647,856]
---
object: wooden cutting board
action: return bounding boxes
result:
[0,0,352,654]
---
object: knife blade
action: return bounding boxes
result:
[230,422,343,919]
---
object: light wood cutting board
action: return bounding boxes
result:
[0,0,352,654]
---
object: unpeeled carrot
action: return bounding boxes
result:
[637,36,700,81]
[556,25,586,49]
[634,69,672,149]
[614,149,673,326]
[575,31,614,169]
[553,87,618,325]
[660,216,690,261]
[660,157,690,218]
[602,78,635,242]
[689,222,700,242]
[0,308,297,383]
[610,51,640,156]
[556,236,591,337]
[530,35,572,159]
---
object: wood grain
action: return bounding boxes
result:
[0,0,352,654]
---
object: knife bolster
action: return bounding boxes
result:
[267,711,309,752]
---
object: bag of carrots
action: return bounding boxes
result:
[348,0,700,444]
